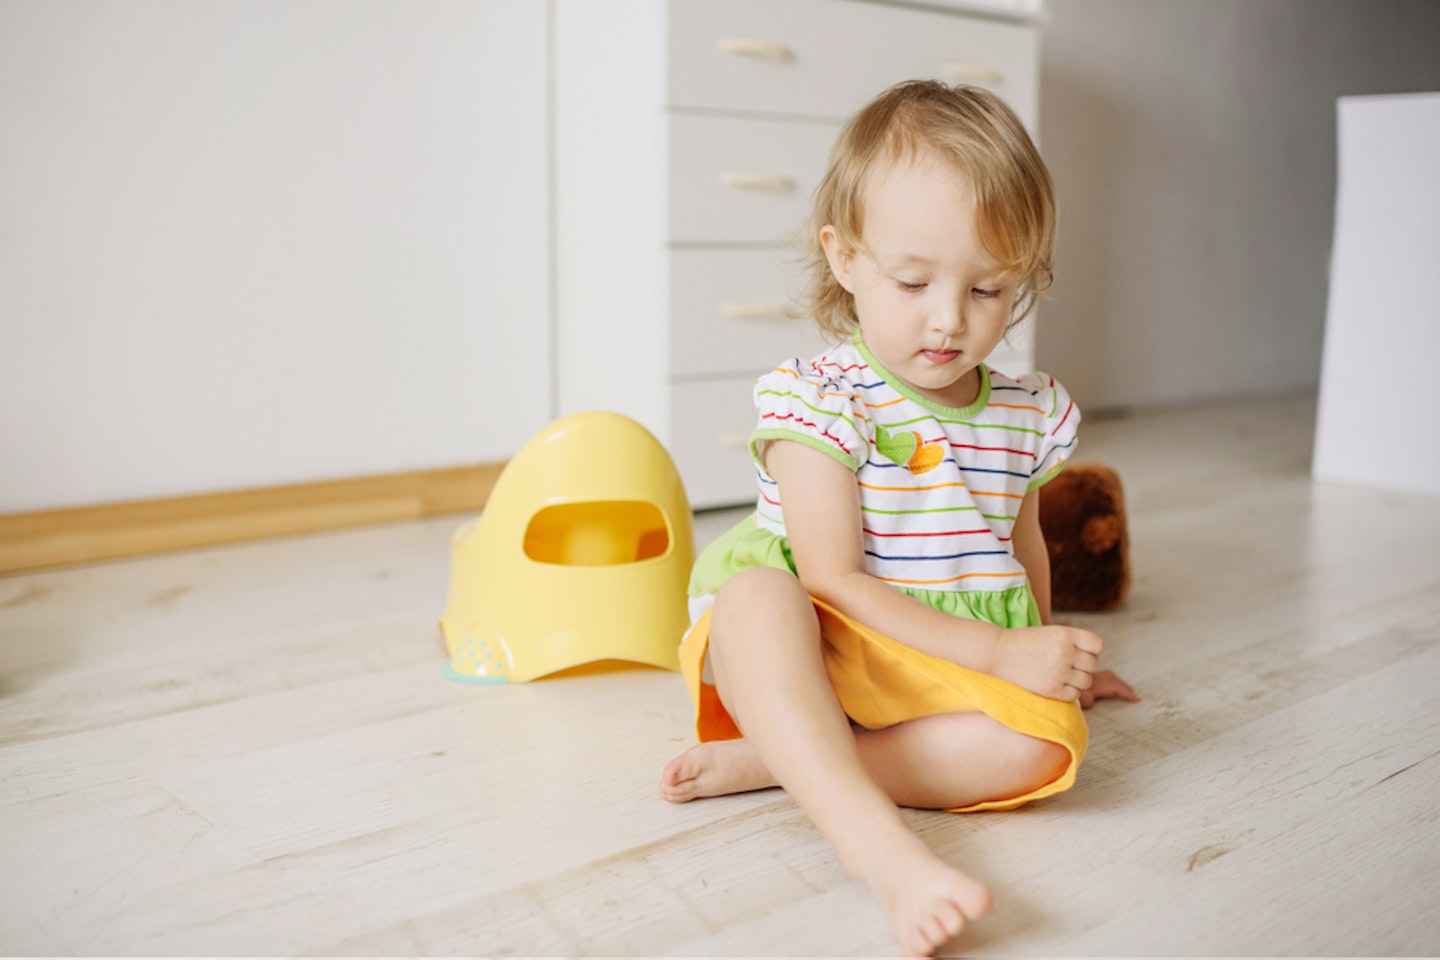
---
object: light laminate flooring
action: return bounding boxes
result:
[2,393,1438,956]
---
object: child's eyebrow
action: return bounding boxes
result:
[883,252,938,268]
[878,249,1012,279]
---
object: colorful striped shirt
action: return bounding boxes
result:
[750,332,1078,594]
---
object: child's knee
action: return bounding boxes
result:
[1012,734,1071,793]
[714,566,808,620]
[709,567,815,655]
[961,717,1071,797]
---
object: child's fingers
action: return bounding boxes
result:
[1073,629,1103,656]
[1066,666,1094,693]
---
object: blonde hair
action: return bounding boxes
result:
[802,80,1056,342]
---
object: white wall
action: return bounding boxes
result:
[1037,0,1440,412]
[9,1,1440,516]
[0,0,551,513]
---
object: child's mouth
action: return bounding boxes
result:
[921,349,961,364]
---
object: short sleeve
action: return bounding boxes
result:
[1021,372,1080,489]
[751,359,870,473]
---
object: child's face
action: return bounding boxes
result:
[822,149,1015,409]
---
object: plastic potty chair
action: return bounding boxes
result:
[440,411,694,683]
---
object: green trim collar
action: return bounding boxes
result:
[852,331,992,420]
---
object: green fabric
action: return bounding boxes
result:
[689,516,794,596]
[689,515,1043,630]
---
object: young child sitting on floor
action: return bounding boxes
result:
[658,80,1138,957]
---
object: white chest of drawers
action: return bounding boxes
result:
[553,0,1040,508]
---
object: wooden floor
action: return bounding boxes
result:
[2,393,1438,957]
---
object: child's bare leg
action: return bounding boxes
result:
[675,567,990,956]
[857,712,1069,809]
[663,712,1067,810]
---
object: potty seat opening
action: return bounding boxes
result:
[523,500,672,566]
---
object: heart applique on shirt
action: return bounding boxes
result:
[875,424,946,475]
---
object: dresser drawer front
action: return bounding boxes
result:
[668,113,838,244]
[667,0,1038,126]
[668,249,834,377]
[668,378,762,509]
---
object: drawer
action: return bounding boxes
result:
[668,113,838,244]
[668,249,834,377]
[667,0,1038,127]
[667,378,761,508]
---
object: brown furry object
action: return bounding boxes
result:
[1039,462,1131,612]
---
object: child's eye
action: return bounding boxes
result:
[972,287,1003,299]
[896,279,928,293]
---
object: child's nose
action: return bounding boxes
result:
[932,298,966,337]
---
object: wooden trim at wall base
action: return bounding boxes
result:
[0,464,505,576]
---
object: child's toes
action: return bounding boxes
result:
[958,877,993,919]
[929,899,967,950]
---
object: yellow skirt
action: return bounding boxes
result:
[678,596,1089,812]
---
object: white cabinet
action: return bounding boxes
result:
[553,0,1040,508]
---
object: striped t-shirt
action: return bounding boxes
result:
[749,332,1078,595]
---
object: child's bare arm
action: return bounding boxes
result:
[1011,487,1053,624]
[767,440,1100,702]
[1014,484,1139,707]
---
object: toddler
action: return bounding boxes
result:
[659,80,1137,957]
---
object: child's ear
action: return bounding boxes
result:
[820,225,856,293]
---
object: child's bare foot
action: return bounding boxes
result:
[1079,668,1140,709]
[856,828,992,958]
[659,739,777,803]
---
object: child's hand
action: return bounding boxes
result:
[990,625,1103,701]
[1079,669,1140,709]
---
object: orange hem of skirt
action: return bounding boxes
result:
[676,597,1089,812]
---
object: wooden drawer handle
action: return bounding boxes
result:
[941,62,1004,85]
[718,431,752,449]
[717,37,795,62]
[719,302,790,321]
[719,172,796,192]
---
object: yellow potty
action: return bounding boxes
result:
[440,411,694,683]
